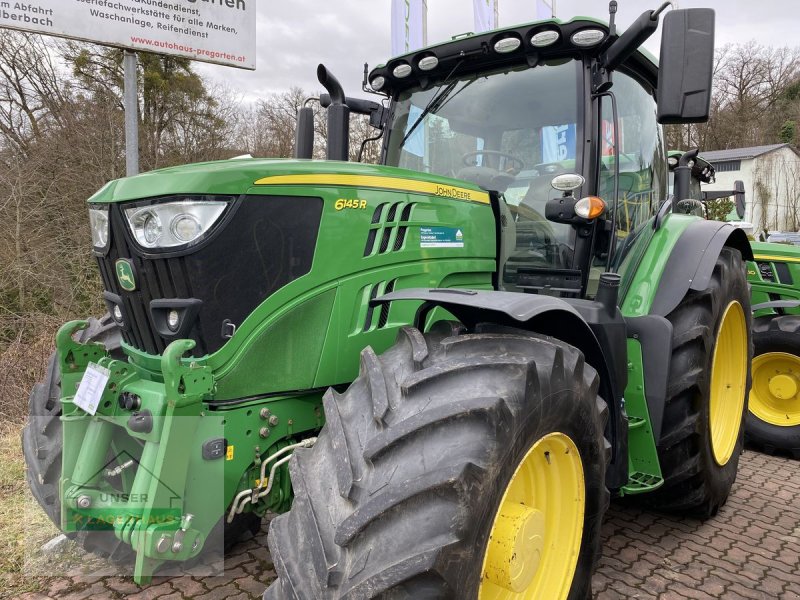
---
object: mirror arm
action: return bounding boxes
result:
[673,148,699,203]
[601,8,663,71]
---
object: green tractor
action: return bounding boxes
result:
[23,4,755,597]
[670,150,800,457]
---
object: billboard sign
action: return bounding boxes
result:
[0,0,256,70]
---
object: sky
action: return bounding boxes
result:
[194,0,798,102]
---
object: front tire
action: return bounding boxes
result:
[746,315,800,457]
[21,316,135,560]
[264,323,610,599]
[644,247,752,518]
[22,315,122,529]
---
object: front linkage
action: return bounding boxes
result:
[55,320,322,583]
[57,320,214,582]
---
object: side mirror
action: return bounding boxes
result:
[734,180,745,219]
[657,9,715,124]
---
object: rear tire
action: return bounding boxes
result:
[745,315,800,457]
[644,248,752,518]
[264,323,610,599]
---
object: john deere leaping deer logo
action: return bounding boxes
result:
[115,259,137,292]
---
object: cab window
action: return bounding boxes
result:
[598,70,667,270]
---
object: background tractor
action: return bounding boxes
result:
[22,3,755,598]
[670,150,800,457]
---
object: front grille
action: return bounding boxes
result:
[98,223,198,355]
[98,195,323,357]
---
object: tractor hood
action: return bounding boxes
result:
[87,159,489,205]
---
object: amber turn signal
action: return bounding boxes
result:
[575,196,606,220]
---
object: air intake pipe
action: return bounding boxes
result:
[318,64,350,161]
[294,101,315,159]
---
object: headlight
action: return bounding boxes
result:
[124,198,229,249]
[89,205,110,251]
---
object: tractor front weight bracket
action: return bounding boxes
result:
[56,330,218,585]
[129,339,213,584]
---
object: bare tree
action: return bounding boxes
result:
[0,32,71,156]
[666,42,800,152]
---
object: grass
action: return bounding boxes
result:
[0,421,61,598]
[0,320,58,423]
[0,323,63,598]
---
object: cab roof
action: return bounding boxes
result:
[369,16,658,96]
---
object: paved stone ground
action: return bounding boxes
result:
[16,450,800,600]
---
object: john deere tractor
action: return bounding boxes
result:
[670,150,800,457]
[23,4,754,597]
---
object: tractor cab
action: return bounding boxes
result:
[361,8,709,300]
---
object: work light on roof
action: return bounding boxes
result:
[571,29,605,47]
[393,63,412,78]
[418,55,439,71]
[494,37,521,54]
[530,30,560,47]
[370,76,385,91]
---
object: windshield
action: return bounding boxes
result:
[385,60,582,274]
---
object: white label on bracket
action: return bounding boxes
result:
[73,363,110,416]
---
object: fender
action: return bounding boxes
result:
[650,220,753,317]
[374,288,629,490]
[640,220,751,447]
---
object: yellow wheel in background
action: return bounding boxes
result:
[750,352,800,427]
[709,300,748,466]
[479,432,584,600]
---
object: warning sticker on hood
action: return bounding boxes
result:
[420,227,464,248]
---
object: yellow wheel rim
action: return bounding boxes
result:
[750,352,800,426]
[708,301,748,466]
[478,432,584,600]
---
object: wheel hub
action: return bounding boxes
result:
[768,374,798,400]
[479,432,584,600]
[750,352,800,426]
[483,503,545,592]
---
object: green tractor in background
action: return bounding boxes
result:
[670,150,800,457]
[22,4,756,597]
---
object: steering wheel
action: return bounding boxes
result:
[462,150,525,175]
